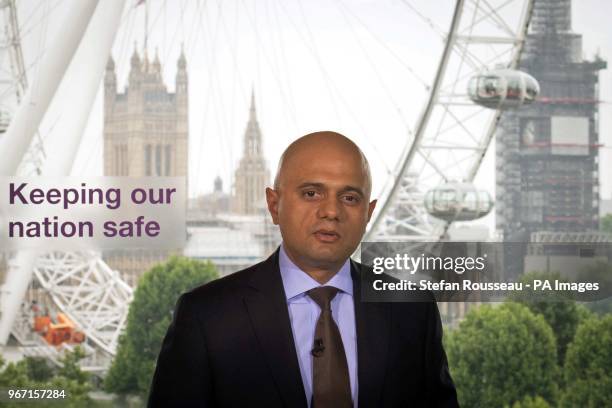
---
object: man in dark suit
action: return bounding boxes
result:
[148,131,458,407]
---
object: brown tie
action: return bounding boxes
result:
[307,286,352,408]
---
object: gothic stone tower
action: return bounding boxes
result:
[495,0,606,277]
[104,47,188,180]
[233,92,270,215]
[103,47,188,286]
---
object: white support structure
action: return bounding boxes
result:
[366,0,534,242]
[0,0,46,174]
[0,0,27,105]
[0,252,38,345]
[0,1,132,359]
[0,0,99,176]
[32,0,132,356]
[41,0,127,176]
[0,0,100,347]
[33,252,132,355]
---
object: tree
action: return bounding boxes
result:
[104,256,219,397]
[578,261,612,315]
[445,302,558,407]
[509,271,588,364]
[0,355,31,390]
[560,315,612,407]
[24,357,54,382]
[600,213,612,235]
[510,395,551,408]
[0,346,91,408]
[57,346,89,385]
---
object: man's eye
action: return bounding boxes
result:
[342,195,359,204]
[303,191,318,198]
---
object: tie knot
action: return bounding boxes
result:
[307,286,340,311]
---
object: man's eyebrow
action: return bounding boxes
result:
[297,182,365,197]
[297,182,325,189]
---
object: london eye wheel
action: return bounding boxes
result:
[365,0,536,242]
[0,0,536,368]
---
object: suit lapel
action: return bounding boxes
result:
[244,250,307,408]
[352,260,390,407]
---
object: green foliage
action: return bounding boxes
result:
[568,261,612,315]
[446,302,558,407]
[104,256,219,397]
[509,395,551,408]
[509,271,585,364]
[24,357,54,382]
[600,213,612,234]
[575,303,594,321]
[560,315,612,407]
[57,346,89,385]
[0,346,91,408]
[0,355,31,389]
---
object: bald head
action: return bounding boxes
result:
[266,131,377,276]
[273,131,372,198]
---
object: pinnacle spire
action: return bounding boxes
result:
[178,43,186,69]
[106,55,115,71]
[130,42,141,69]
[153,47,161,72]
[249,87,256,120]
[234,89,270,215]
[244,89,262,157]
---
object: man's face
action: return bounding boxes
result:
[266,141,376,271]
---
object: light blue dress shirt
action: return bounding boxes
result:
[278,244,358,407]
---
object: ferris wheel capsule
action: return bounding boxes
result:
[467,69,540,109]
[424,182,494,222]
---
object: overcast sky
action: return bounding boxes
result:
[10,0,612,225]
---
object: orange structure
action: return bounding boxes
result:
[33,313,85,346]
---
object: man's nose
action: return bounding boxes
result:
[317,196,341,220]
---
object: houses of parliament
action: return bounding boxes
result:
[103,47,273,286]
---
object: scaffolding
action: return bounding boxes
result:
[496,0,607,278]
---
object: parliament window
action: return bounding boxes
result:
[145,144,152,176]
[155,145,162,176]
[164,145,172,176]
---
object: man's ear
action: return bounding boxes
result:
[367,199,377,222]
[266,187,280,225]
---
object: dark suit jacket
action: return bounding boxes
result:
[148,249,458,407]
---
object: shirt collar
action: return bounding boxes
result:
[278,243,353,301]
